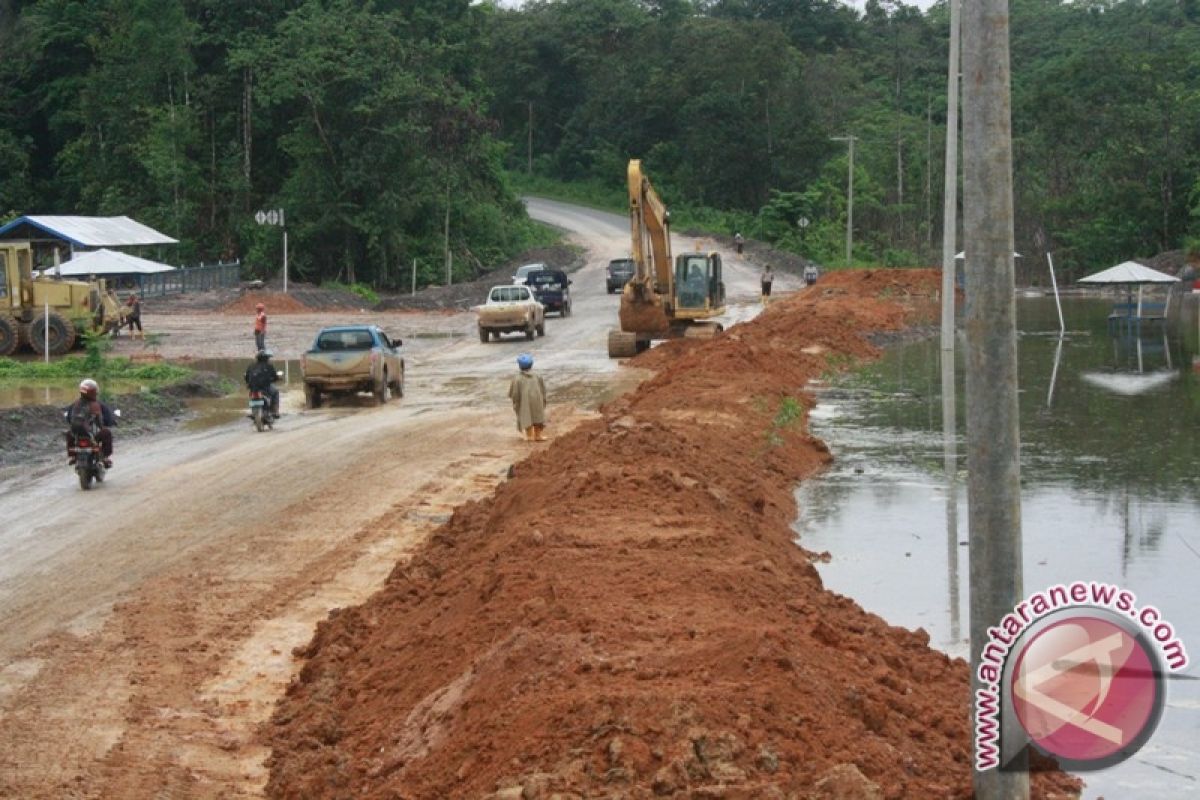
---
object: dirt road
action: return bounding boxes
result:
[0,200,787,797]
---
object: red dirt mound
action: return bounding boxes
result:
[265,268,1080,799]
[222,291,313,315]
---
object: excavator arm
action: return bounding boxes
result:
[627,159,673,300]
[609,160,726,357]
[619,160,672,335]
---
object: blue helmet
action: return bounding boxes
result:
[517,353,533,370]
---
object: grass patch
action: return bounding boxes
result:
[0,355,192,386]
[324,281,381,304]
[820,353,858,380]
[765,395,806,447]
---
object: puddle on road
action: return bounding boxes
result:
[180,359,304,430]
[795,296,1200,798]
[189,358,303,388]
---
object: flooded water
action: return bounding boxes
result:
[0,384,81,408]
[795,295,1200,798]
[181,359,304,429]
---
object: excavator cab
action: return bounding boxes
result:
[672,252,724,314]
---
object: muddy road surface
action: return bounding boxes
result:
[0,199,788,798]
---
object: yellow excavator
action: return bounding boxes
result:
[0,241,125,356]
[607,159,726,357]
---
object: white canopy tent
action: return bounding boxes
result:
[1078,261,1178,322]
[1078,261,1179,286]
[45,248,176,277]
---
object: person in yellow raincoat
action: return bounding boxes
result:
[508,352,547,441]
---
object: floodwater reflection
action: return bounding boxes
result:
[795,296,1200,798]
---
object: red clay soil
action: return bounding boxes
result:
[265,269,1082,799]
[222,291,314,315]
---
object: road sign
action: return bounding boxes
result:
[797,216,810,229]
[255,209,285,227]
[254,209,289,292]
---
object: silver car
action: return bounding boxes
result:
[511,262,547,285]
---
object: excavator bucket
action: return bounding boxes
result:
[618,292,670,334]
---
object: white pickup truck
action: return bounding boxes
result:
[475,285,545,342]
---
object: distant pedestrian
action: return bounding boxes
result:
[125,293,143,340]
[734,232,745,255]
[254,302,267,351]
[761,265,774,300]
[803,264,819,286]
[508,353,547,442]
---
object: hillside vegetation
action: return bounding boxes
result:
[2,0,1198,284]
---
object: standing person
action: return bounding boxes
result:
[254,302,267,351]
[125,293,143,340]
[760,265,774,301]
[803,264,819,286]
[734,232,745,255]
[508,353,547,442]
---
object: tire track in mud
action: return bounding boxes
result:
[0,407,604,798]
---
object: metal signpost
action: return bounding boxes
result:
[255,208,287,293]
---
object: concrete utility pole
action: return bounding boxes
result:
[940,0,963,659]
[831,135,857,266]
[961,0,1028,796]
[941,0,961,355]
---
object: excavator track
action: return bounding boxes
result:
[607,330,640,358]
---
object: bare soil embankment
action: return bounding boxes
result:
[265,269,1081,799]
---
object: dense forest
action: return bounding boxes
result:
[2,0,1199,286]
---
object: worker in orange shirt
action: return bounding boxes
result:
[254,303,267,351]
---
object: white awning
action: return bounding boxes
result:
[1078,261,1179,285]
[0,215,177,246]
[47,248,176,276]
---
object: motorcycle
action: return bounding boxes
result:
[248,389,275,432]
[69,410,120,491]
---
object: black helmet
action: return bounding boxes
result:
[256,349,272,361]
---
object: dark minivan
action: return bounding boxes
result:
[606,258,635,293]
[527,269,572,317]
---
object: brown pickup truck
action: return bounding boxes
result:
[300,325,404,408]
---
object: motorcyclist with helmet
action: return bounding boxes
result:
[65,378,117,467]
[244,349,281,419]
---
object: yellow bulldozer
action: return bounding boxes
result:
[0,241,126,356]
[607,159,726,357]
